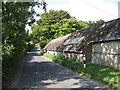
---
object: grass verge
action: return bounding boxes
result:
[44,53,120,89]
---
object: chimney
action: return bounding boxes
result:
[118,1,120,18]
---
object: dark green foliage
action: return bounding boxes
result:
[44,53,120,89]
[2,2,30,87]
[2,1,46,87]
[28,43,34,52]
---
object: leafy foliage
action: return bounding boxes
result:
[31,10,104,48]
[2,1,46,87]
[44,53,120,89]
[31,10,72,48]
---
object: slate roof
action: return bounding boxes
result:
[57,18,120,52]
[44,18,120,52]
[43,34,71,51]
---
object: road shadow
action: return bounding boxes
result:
[12,51,108,89]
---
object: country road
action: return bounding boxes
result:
[11,46,109,89]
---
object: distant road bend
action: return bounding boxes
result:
[11,45,109,89]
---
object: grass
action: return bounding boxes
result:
[44,53,120,89]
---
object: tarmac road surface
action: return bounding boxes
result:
[11,46,109,89]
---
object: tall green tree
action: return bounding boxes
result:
[2,1,47,87]
[31,10,104,49]
[31,10,72,48]
[52,17,81,38]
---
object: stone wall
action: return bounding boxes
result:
[118,42,120,69]
[92,41,120,69]
[46,50,84,62]
[47,51,62,56]
[63,52,83,62]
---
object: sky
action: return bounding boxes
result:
[26,0,119,31]
[34,0,119,21]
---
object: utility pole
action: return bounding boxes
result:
[118,1,120,18]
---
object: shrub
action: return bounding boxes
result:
[40,50,45,55]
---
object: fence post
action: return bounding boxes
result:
[83,54,86,68]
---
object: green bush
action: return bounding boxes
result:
[44,53,120,89]
[2,42,30,87]
[40,50,45,55]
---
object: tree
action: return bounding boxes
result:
[53,17,81,38]
[2,1,47,87]
[31,10,104,49]
[87,19,104,26]
[31,10,72,48]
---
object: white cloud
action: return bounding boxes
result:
[45,0,118,21]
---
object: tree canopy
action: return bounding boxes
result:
[2,1,46,87]
[31,10,104,48]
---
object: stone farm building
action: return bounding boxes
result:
[43,18,120,69]
[43,34,71,55]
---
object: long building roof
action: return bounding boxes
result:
[43,34,71,51]
[44,18,120,52]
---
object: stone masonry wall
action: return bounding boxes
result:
[92,41,120,69]
[118,42,120,69]
[46,50,84,62]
